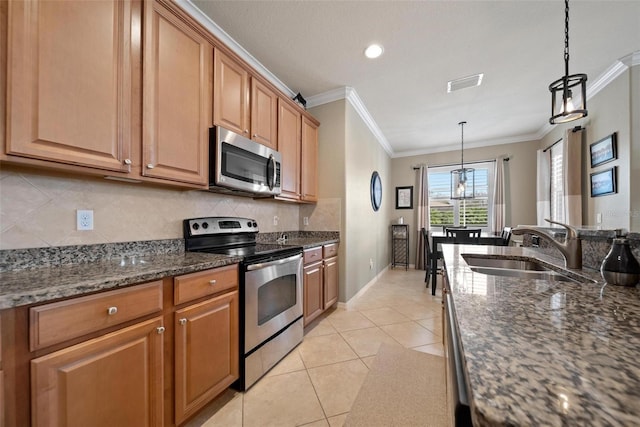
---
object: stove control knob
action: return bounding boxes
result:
[192,223,200,230]
[252,221,258,228]
[247,221,252,227]
[202,222,209,229]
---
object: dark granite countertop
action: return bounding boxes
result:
[442,244,640,427]
[0,234,340,310]
[0,252,241,309]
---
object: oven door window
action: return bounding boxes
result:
[258,273,297,325]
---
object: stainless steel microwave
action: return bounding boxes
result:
[209,126,282,197]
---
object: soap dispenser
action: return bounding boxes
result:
[600,238,640,286]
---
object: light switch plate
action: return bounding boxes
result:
[596,213,602,224]
[77,210,94,230]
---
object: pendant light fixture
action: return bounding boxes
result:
[451,121,475,200]
[549,0,587,124]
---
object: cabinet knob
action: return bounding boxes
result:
[244,129,249,134]
[107,306,118,315]
[209,279,217,285]
[156,326,165,334]
[179,318,187,326]
[146,164,154,169]
[123,159,132,165]
[253,134,258,138]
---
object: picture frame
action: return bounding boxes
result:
[590,167,617,197]
[589,133,617,168]
[395,186,413,209]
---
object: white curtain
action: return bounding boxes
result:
[563,128,584,226]
[415,166,429,269]
[536,149,551,226]
[491,156,506,233]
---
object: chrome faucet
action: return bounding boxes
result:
[512,219,582,269]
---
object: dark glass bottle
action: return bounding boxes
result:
[600,238,640,286]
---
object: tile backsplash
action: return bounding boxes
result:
[0,166,340,249]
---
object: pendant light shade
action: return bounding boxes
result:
[451,121,475,200]
[549,0,587,124]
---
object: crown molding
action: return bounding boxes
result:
[176,0,295,98]
[307,87,394,156]
[391,132,541,159]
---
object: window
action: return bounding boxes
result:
[428,162,494,230]
[550,142,565,223]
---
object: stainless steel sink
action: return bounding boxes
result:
[462,255,549,271]
[467,266,579,282]
[462,255,580,283]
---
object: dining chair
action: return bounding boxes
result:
[500,226,513,246]
[446,228,481,244]
[422,228,442,286]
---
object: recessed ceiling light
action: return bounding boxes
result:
[447,73,484,93]
[364,44,384,59]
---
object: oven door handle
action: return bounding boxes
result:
[246,253,302,271]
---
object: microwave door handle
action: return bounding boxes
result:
[268,154,276,190]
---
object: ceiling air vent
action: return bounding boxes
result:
[447,73,484,93]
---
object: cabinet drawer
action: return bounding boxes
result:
[323,243,339,258]
[304,247,322,265]
[174,264,239,305]
[30,281,163,351]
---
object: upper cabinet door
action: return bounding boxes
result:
[143,0,211,186]
[5,0,136,172]
[214,50,250,137]
[301,116,319,202]
[250,79,278,150]
[277,99,301,200]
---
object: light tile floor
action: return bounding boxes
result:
[185,268,444,427]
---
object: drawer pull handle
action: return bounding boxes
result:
[179,318,187,326]
[157,326,165,334]
[146,164,154,169]
[123,159,132,165]
[209,279,217,285]
[107,306,118,315]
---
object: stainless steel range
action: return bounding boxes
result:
[183,217,303,390]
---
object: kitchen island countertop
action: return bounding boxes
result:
[442,244,640,427]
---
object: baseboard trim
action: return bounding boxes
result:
[338,264,391,309]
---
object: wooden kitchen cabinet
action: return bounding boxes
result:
[303,259,324,326]
[174,290,239,424]
[250,78,278,150]
[278,98,302,200]
[214,49,250,137]
[4,0,137,173]
[301,116,320,202]
[214,49,278,150]
[142,0,211,186]
[31,317,165,427]
[303,244,339,326]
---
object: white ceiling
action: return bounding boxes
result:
[187,0,640,157]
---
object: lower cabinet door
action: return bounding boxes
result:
[303,261,323,326]
[323,256,339,308]
[174,291,239,424]
[31,317,164,427]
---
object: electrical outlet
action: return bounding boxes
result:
[596,213,602,224]
[77,210,94,231]
[303,217,309,226]
[273,215,279,226]
[369,258,374,270]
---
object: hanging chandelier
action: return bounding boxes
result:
[451,121,475,200]
[549,0,587,124]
